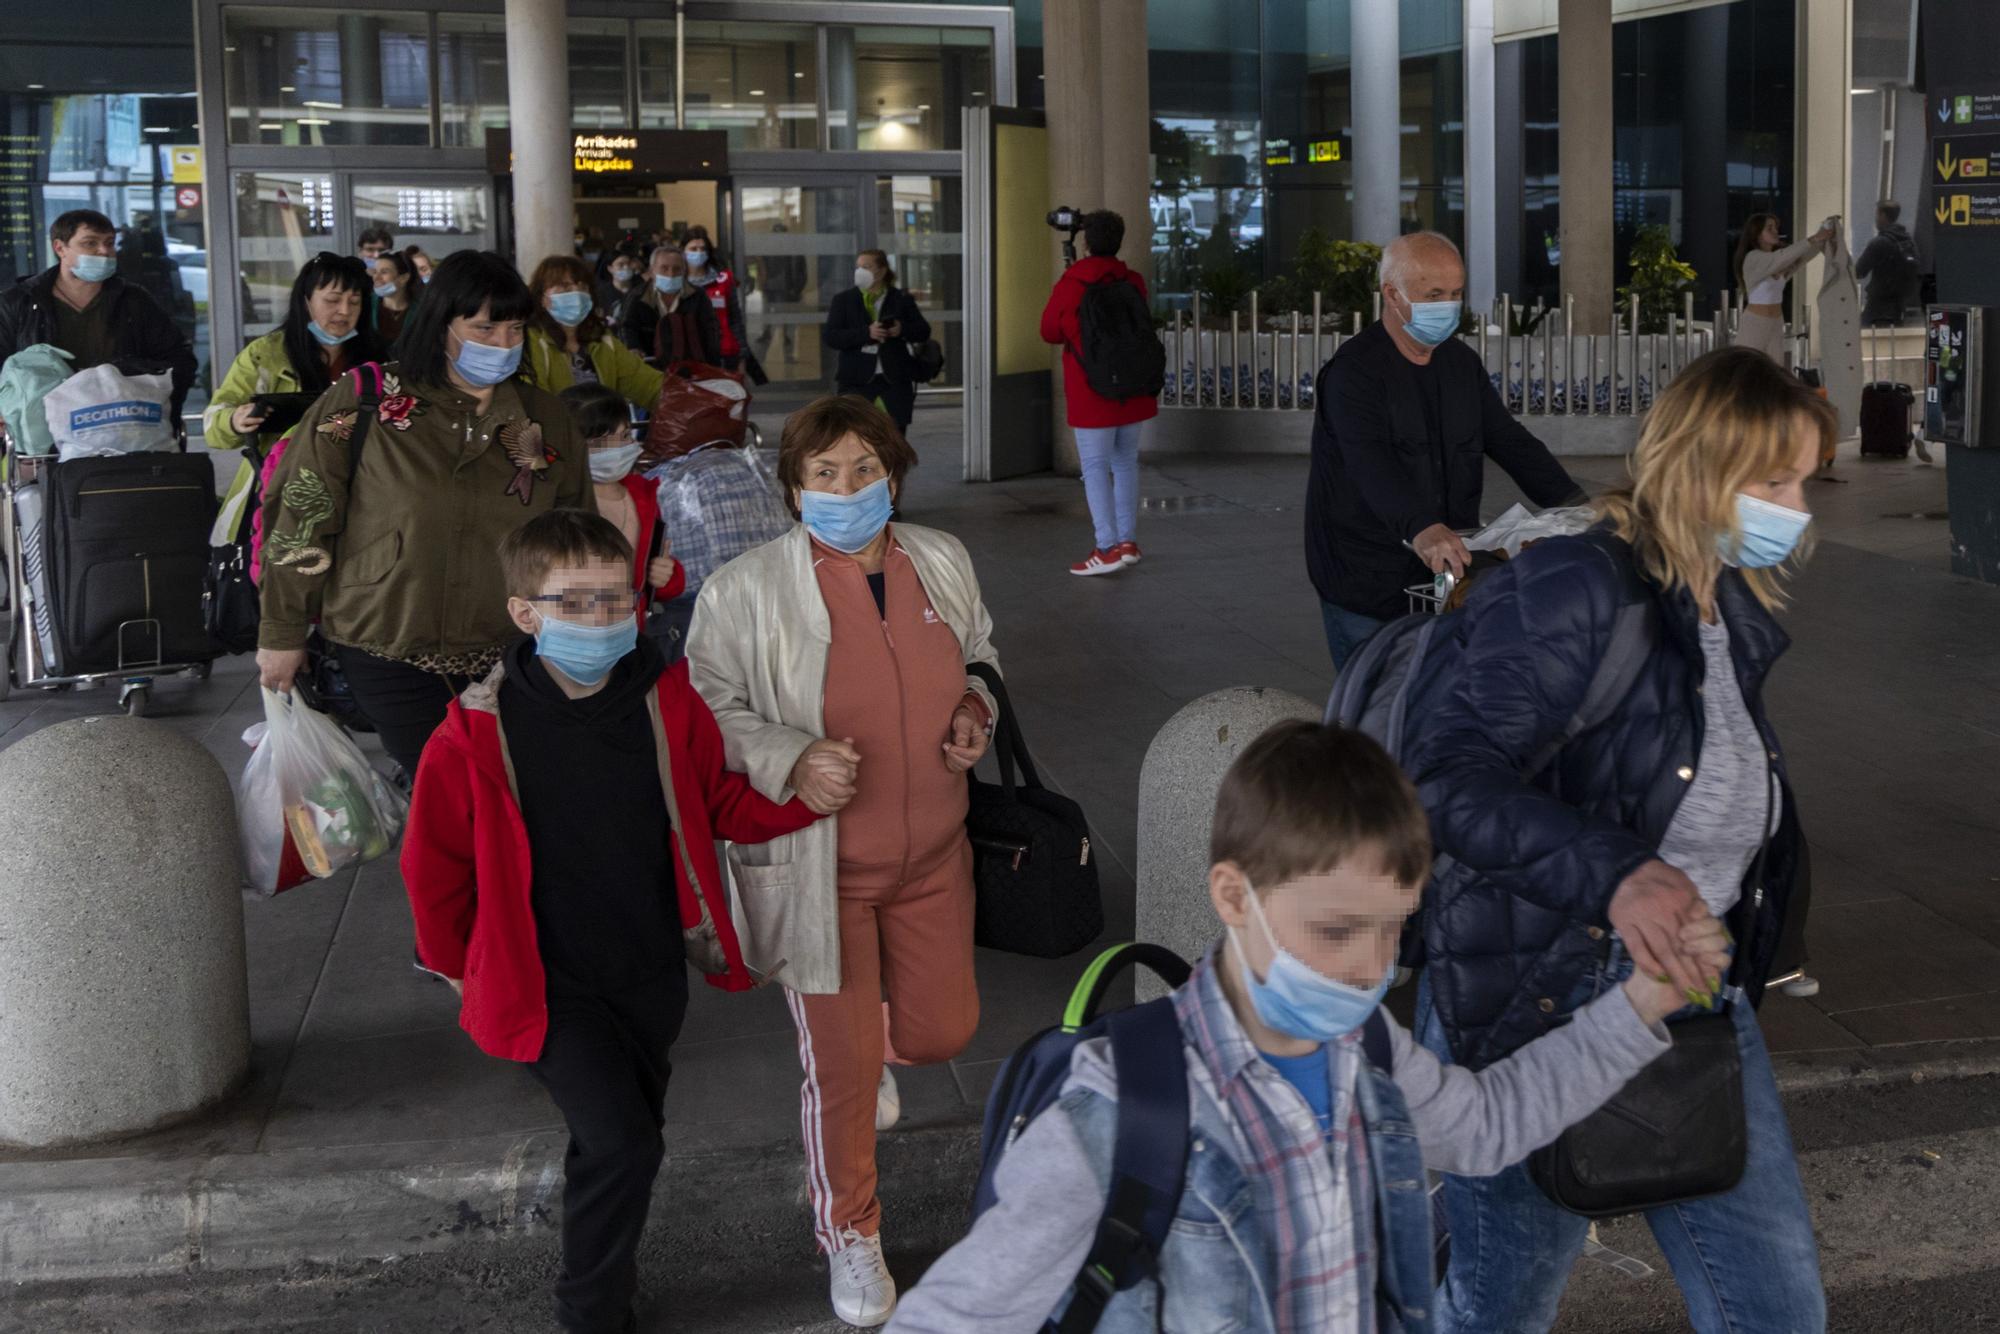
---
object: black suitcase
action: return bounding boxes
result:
[45,454,219,673]
[1860,381,1915,458]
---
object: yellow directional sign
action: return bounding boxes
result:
[1953,194,1973,226]
[1938,197,1952,223]
[1939,143,1957,180]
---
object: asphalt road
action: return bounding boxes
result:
[8,1075,2000,1333]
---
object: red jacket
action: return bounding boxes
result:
[401,658,817,1062]
[1039,255,1160,429]
[620,472,686,618]
[695,267,741,359]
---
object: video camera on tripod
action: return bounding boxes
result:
[1048,206,1083,267]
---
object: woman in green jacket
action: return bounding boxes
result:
[522,254,663,409]
[204,253,385,541]
[255,250,593,778]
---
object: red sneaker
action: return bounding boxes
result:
[1069,548,1124,577]
[1113,541,1143,566]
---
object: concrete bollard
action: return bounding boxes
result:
[0,716,250,1147]
[1135,687,1321,998]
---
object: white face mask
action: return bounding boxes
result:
[854,267,876,292]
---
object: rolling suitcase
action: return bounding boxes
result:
[1859,381,1915,458]
[44,453,218,673]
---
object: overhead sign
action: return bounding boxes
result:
[1925,0,2000,306]
[1307,138,1343,163]
[485,129,729,179]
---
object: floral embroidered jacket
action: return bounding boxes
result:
[256,364,593,668]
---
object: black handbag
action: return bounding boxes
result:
[204,448,263,655]
[1528,789,1773,1217]
[964,662,1103,958]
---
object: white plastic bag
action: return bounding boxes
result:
[44,362,176,459]
[1464,503,1598,558]
[236,688,408,895]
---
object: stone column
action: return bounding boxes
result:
[1464,0,1499,314]
[1042,0,1106,477]
[1794,0,1854,360]
[505,0,573,271]
[1557,0,1614,334]
[1135,688,1322,1000]
[0,718,248,1147]
[1351,0,1403,248]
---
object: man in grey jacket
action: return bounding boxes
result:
[890,721,1727,1333]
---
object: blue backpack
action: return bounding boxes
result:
[973,942,1406,1333]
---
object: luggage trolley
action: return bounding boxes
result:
[0,437,212,716]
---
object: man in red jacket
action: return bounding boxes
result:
[1039,209,1160,577]
[402,509,818,1334]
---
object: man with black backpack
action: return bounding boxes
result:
[1040,210,1166,578]
[1855,201,1921,327]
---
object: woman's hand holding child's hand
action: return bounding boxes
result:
[1621,914,1733,1026]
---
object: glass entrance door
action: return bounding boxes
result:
[736,181,863,387]
[876,175,963,388]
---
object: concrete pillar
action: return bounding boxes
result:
[826,26,858,152]
[1043,0,1105,478]
[1557,0,1614,335]
[1135,688,1321,1000]
[338,17,384,114]
[0,718,248,1147]
[1351,0,1403,248]
[505,0,574,271]
[1794,0,1854,361]
[1464,0,1498,315]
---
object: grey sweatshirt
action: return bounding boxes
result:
[887,984,1668,1334]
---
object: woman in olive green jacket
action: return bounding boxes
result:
[256,250,593,777]
[203,253,385,543]
[522,253,664,409]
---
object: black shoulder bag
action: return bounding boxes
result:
[1527,780,1772,1217]
[964,662,1103,958]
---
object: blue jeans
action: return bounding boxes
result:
[1419,979,1826,1334]
[1074,422,1143,552]
[1321,601,1386,672]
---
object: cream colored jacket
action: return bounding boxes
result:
[687,523,1001,995]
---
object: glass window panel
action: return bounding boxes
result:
[636,20,677,130]
[570,19,630,129]
[233,171,335,339]
[875,175,963,387]
[438,14,509,148]
[222,7,429,146]
[828,26,993,152]
[738,183,859,386]
[350,179,494,272]
[683,21,818,150]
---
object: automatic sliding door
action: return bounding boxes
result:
[877,175,962,388]
[738,182,861,388]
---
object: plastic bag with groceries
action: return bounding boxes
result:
[236,687,407,895]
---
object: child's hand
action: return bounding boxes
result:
[647,554,679,589]
[1621,914,1732,1025]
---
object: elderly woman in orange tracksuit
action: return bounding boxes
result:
[688,394,1000,1330]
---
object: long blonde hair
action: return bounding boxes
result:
[1595,347,1834,618]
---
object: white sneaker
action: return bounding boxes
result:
[875,1065,901,1132]
[1780,974,1822,999]
[830,1227,897,1327]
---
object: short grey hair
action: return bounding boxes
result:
[649,243,684,266]
[1381,231,1463,292]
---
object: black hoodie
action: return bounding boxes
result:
[499,633,682,993]
[1856,223,1920,324]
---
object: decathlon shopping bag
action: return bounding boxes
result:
[236,687,407,895]
[44,362,176,459]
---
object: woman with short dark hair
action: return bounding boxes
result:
[523,253,663,409]
[205,252,387,534]
[255,250,594,778]
[687,394,996,1329]
[368,249,420,348]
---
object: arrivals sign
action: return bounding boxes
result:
[485,129,729,180]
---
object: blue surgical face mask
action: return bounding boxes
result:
[372,281,398,301]
[451,331,522,386]
[654,273,684,295]
[1400,295,1462,348]
[1722,492,1811,569]
[588,442,643,482]
[684,248,708,269]
[1229,881,1393,1043]
[308,320,357,346]
[799,477,894,554]
[69,254,116,284]
[532,609,637,687]
[420,273,432,285]
[548,290,594,327]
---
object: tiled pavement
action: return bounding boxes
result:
[0,404,1994,1176]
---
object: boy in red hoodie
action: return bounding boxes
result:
[402,508,817,1334]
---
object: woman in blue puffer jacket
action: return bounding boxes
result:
[1405,346,1831,1333]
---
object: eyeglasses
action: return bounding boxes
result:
[526,590,636,618]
